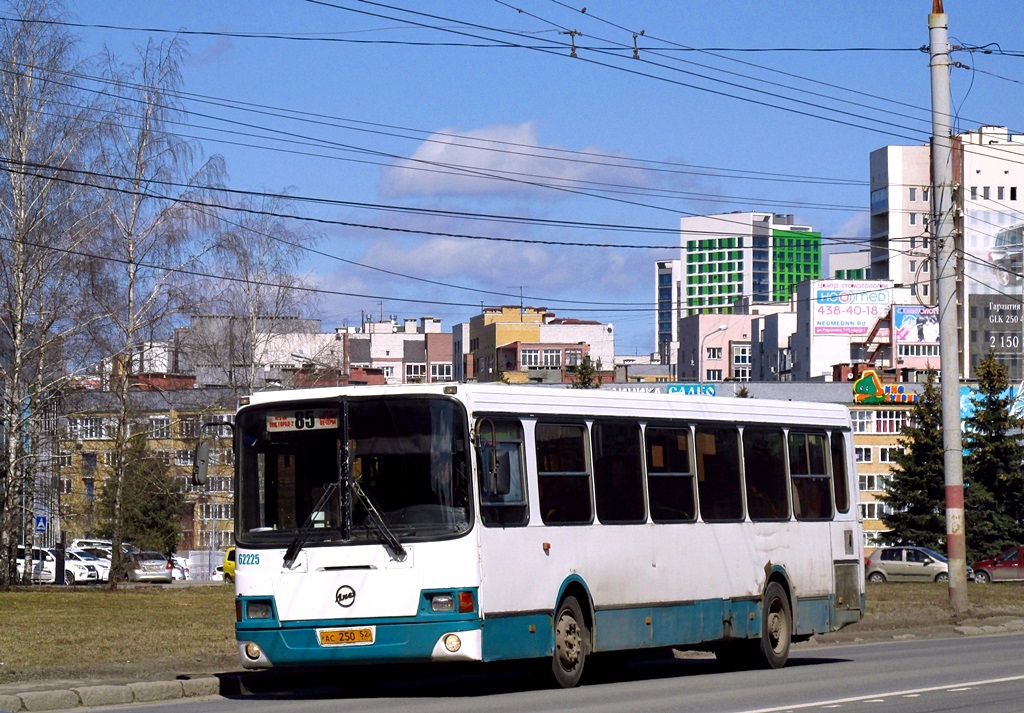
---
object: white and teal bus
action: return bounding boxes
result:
[206,383,863,687]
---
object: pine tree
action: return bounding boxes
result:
[98,434,184,555]
[963,354,1024,561]
[569,354,601,389]
[879,370,946,548]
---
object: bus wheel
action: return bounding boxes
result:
[758,582,791,669]
[552,596,588,688]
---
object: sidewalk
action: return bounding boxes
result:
[0,674,222,713]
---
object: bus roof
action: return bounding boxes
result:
[241,383,851,430]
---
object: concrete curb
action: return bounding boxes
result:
[0,676,221,713]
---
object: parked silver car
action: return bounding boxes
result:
[125,551,173,583]
[866,546,973,583]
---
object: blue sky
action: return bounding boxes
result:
[62,1,1023,355]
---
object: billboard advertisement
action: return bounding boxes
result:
[893,305,939,344]
[811,280,892,336]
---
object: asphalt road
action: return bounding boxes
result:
[64,632,1024,713]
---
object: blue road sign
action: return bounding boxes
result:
[34,515,47,534]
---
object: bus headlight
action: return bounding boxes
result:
[430,594,455,612]
[246,600,273,619]
[243,642,262,660]
[443,634,461,653]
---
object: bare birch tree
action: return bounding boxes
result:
[192,191,320,393]
[0,0,101,588]
[88,37,224,587]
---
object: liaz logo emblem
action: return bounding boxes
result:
[335,585,356,608]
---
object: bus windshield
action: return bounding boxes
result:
[235,396,471,548]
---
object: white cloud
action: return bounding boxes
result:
[380,122,642,199]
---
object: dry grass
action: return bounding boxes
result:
[1,582,1022,683]
[856,581,1024,632]
[0,584,237,683]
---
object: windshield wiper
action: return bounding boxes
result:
[352,480,407,561]
[283,482,339,569]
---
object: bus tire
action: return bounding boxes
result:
[758,581,791,669]
[551,596,588,688]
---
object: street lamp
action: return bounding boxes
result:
[291,352,341,387]
[699,324,728,394]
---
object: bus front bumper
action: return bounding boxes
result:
[237,621,483,669]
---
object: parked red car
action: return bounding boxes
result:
[972,544,1024,583]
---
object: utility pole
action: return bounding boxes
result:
[929,0,968,614]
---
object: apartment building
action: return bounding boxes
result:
[56,390,237,552]
[463,306,614,383]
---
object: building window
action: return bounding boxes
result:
[705,369,723,381]
[179,416,200,439]
[971,186,978,200]
[922,187,929,202]
[998,186,1005,200]
[542,349,561,367]
[430,363,453,382]
[706,347,723,360]
[875,410,906,434]
[850,410,872,433]
[208,414,234,438]
[71,417,106,441]
[149,417,171,439]
[860,502,890,520]
[909,213,917,225]
[859,474,888,491]
[521,349,539,367]
[565,349,583,367]
[175,449,194,466]
[854,446,872,463]
[879,447,901,463]
[405,363,426,382]
[909,187,917,202]
[59,478,72,495]
[984,186,991,200]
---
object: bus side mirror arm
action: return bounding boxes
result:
[192,422,234,486]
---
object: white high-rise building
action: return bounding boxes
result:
[870,126,1024,379]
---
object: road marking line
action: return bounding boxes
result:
[734,674,1024,713]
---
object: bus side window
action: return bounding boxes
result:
[742,427,790,521]
[477,419,529,527]
[592,420,645,525]
[831,431,851,513]
[536,422,592,525]
[646,425,696,523]
[694,426,743,522]
[789,432,834,520]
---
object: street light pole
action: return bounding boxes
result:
[699,324,728,394]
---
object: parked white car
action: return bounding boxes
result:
[65,549,111,583]
[15,546,100,585]
[170,555,191,581]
